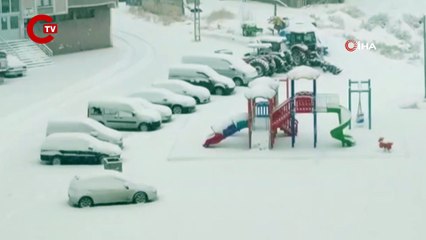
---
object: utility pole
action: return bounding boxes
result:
[192,0,201,42]
[423,15,426,99]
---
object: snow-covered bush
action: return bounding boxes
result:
[374,42,405,59]
[128,2,183,25]
[340,5,365,19]
[206,9,235,25]
[361,13,389,31]
[402,14,421,29]
[328,14,345,29]
[387,24,412,42]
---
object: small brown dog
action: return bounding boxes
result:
[378,137,393,152]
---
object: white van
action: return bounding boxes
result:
[46,118,124,148]
[168,64,235,95]
[182,54,258,86]
[88,99,162,131]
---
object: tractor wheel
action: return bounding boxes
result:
[249,58,269,76]
[291,48,307,66]
[264,56,276,76]
[271,55,286,73]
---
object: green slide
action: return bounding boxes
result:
[327,105,356,147]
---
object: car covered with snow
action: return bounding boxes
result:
[4,55,27,77]
[129,97,173,122]
[168,64,235,95]
[88,98,162,131]
[68,171,157,208]
[0,50,7,76]
[152,79,211,104]
[181,54,258,86]
[130,88,196,114]
[40,133,122,165]
[46,118,124,148]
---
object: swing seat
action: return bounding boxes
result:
[356,113,365,124]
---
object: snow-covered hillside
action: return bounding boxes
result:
[0,0,425,240]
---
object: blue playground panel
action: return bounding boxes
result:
[223,123,239,137]
[256,101,269,118]
[235,120,248,129]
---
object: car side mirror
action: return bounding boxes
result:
[124,185,129,190]
[163,98,168,102]
[229,66,236,71]
[90,131,98,137]
[88,146,93,151]
[132,112,136,117]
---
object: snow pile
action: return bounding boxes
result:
[287,66,320,81]
[245,84,276,99]
[248,77,279,90]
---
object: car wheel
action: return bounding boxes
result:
[139,123,149,132]
[52,157,61,165]
[172,105,183,114]
[214,87,225,96]
[194,97,200,104]
[133,192,148,204]
[78,197,93,208]
[233,78,243,86]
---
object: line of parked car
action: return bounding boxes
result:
[40,52,260,208]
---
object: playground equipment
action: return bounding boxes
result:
[203,67,355,148]
[348,79,372,129]
[241,23,263,37]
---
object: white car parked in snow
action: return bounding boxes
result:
[68,171,157,208]
[5,55,27,77]
[40,133,122,165]
[46,118,124,148]
[168,64,235,95]
[182,54,258,86]
[130,88,196,114]
[152,79,211,104]
[88,98,162,131]
[129,97,173,122]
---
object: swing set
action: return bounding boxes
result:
[348,79,372,130]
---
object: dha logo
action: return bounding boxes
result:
[345,40,376,52]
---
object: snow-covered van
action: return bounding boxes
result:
[46,118,124,148]
[88,98,162,131]
[168,64,235,95]
[40,133,122,165]
[181,54,258,86]
[129,97,173,122]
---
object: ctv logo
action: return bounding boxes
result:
[345,40,376,52]
[27,14,58,44]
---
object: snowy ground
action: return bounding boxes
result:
[1,1,426,240]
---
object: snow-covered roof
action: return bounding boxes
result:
[248,77,280,90]
[256,36,285,43]
[247,43,272,49]
[245,85,276,99]
[287,66,320,81]
[286,22,316,33]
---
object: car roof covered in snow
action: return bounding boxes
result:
[287,66,320,81]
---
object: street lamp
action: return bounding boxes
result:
[423,15,426,100]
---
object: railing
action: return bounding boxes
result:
[0,34,18,56]
[37,44,53,57]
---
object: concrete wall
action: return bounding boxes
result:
[33,5,112,55]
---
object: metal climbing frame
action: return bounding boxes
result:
[348,79,372,130]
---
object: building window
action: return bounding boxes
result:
[10,16,18,29]
[75,8,95,19]
[1,0,10,13]
[37,0,52,7]
[1,17,7,30]
[10,0,18,12]
[56,10,74,21]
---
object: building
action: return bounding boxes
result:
[0,0,118,55]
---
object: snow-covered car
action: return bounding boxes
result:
[46,118,124,148]
[168,64,236,95]
[130,88,196,114]
[129,97,173,122]
[88,98,162,131]
[152,79,211,104]
[40,133,122,165]
[182,54,258,86]
[68,171,158,208]
[0,51,7,76]
[4,55,27,77]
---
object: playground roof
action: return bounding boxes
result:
[248,77,280,90]
[245,85,276,99]
[287,66,320,81]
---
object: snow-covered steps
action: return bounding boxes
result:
[0,39,53,68]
